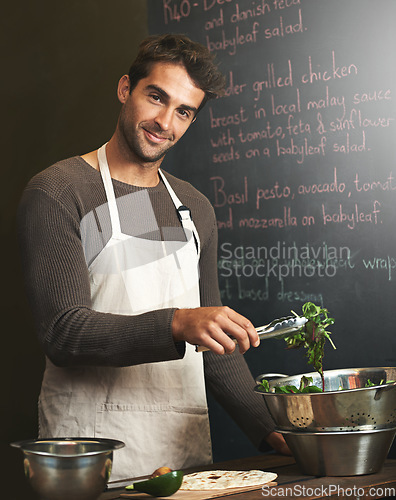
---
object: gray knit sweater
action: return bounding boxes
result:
[17,156,275,449]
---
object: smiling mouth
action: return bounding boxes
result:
[143,128,173,144]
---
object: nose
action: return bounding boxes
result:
[155,107,173,131]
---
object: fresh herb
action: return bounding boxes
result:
[284,302,336,392]
[365,378,395,388]
[259,375,323,394]
[259,376,396,394]
[299,375,323,392]
[259,379,271,392]
[257,302,335,394]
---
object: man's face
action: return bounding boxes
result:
[117,62,205,165]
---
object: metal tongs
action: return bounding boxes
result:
[196,315,307,352]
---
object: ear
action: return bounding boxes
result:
[117,75,131,104]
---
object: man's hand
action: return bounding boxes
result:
[265,431,292,456]
[172,306,259,355]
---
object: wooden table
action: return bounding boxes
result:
[100,455,396,500]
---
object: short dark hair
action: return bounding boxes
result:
[128,33,226,113]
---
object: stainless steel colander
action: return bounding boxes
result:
[254,367,396,432]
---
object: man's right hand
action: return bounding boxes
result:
[172,306,259,355]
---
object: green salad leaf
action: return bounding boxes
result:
[284,302,336,392]
[258,374,323,394]
[365,378,395,387]
[258,302,336,393]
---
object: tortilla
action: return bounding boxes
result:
[180,469,277,490]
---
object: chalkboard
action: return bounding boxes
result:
[147,0,396,458]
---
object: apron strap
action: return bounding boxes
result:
[159,170,201,256]
[96,144,201,255]
[97,144,123,238]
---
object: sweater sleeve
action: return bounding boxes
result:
[17,185,183,368]
[203,350,276,450]
[197,215,276,447]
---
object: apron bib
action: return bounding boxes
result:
[38,144,212,480]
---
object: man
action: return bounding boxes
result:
[18,34,289,481]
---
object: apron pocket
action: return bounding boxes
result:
[95,403,212,481]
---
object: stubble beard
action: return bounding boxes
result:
[120,119,176,165]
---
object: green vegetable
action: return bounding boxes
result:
[299,375,314,390]
[126,470,184,497]
[258,374,323,394]
[284,302,336,391]
[365,378,395,388]
[259,379,270,392]
[274,385,299,394]
[302,385,323,393]
[257,302,335,393]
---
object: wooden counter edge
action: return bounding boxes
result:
[100,457,396,500]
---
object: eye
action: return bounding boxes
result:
[178,108,191,120]
[149,93,162,103]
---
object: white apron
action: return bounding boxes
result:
[38,144,212,480]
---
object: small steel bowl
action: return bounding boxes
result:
[11,437,125,500]
[279,427,396,476]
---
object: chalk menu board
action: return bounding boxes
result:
[147,1,396,378]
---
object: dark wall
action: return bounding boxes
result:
[147,0,396,460]
[3,2,148,497]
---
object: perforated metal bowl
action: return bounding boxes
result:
[254,367,396,432]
